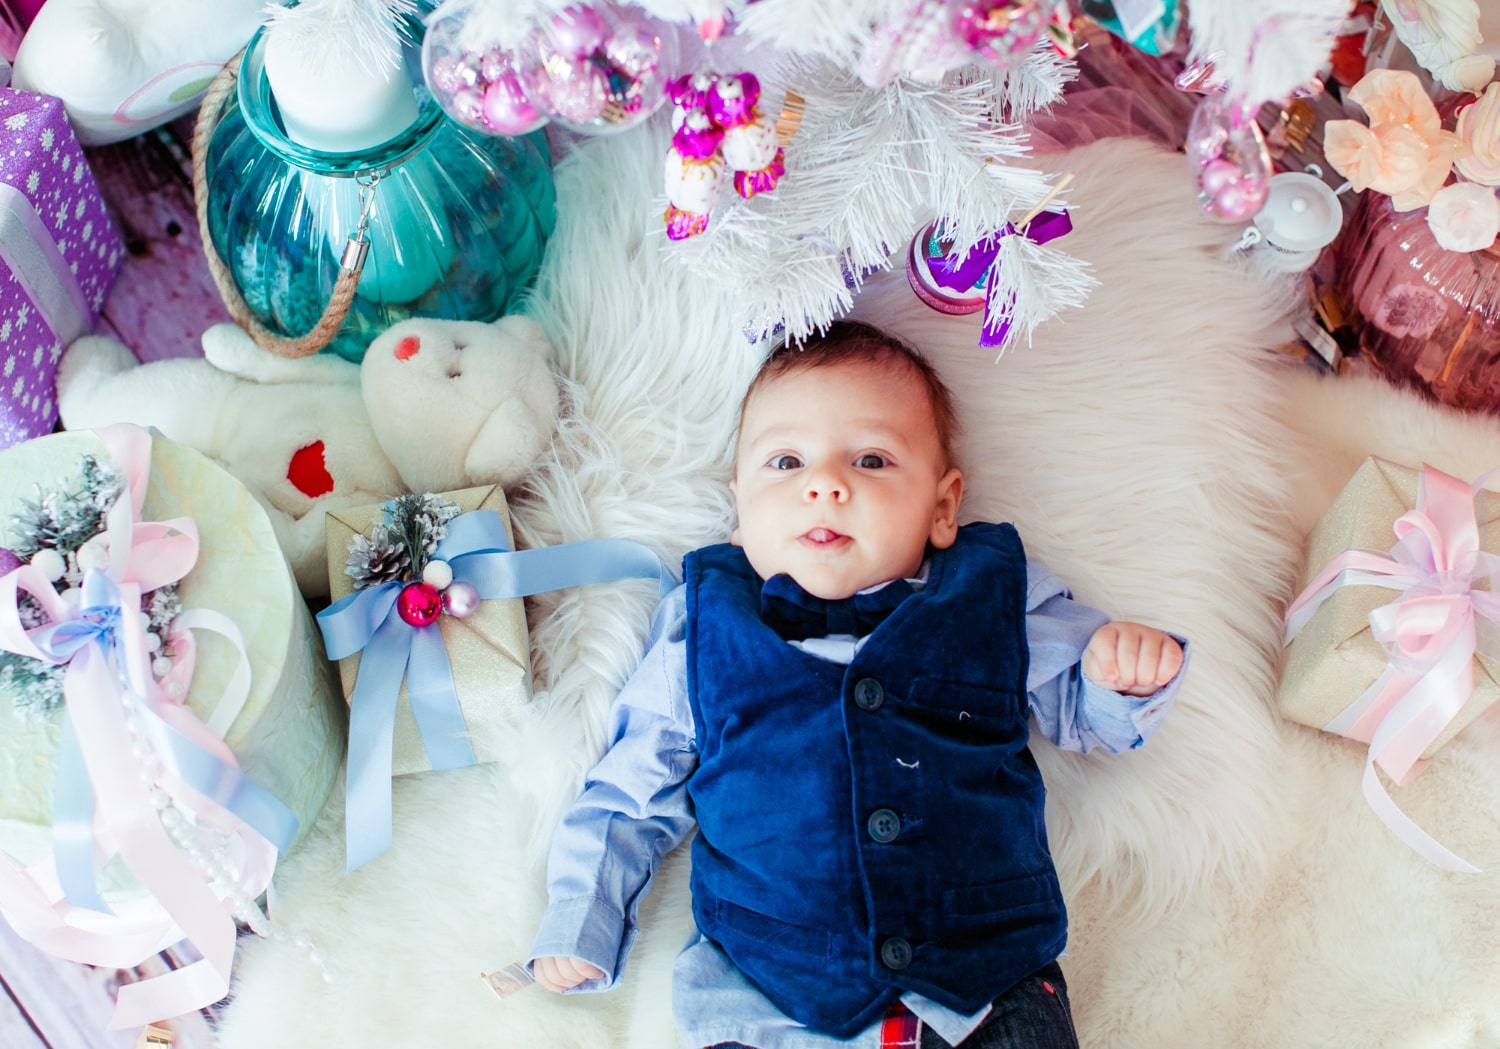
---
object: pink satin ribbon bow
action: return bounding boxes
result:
[0,424,280,1028]
[1284,463,1500,874]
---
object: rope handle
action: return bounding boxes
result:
[191,50,372,359]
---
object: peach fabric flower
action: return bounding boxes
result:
[1324,68,1464,211]
[1455,82,1500,187]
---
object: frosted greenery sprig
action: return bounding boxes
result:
[344,493,462,592]
[3,456,179,724]
[6,455,123,562]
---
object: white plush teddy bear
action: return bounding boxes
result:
[55,316,560,598]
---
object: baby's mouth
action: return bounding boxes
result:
[802,527,846,545]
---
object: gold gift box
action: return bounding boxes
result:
[324,486,532,775]
[1280,456,1500,756]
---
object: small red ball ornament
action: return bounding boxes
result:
[397,581,444,627]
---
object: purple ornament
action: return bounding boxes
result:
[483,72,548,136]
[397,581,444,628]
[441,581,482,619]
[545,5,610,58]
[0,548,20,577]
[708,72,760,129]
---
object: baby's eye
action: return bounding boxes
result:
[854,453,888,469]
[769,454,803,470]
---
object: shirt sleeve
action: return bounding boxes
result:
[526,585,699,992]
[1023,562,1190,754]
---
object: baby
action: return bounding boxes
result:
[528,321,1187,1048]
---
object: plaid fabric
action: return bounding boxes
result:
[880,1002,923,1048]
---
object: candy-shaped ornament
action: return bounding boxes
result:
[664,109,729,240]
[519,3,678,134]
[710,74,784,200]
[422,8,549,137]
[1186,94,1273,222]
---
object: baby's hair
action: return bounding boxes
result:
[739,320,960,465]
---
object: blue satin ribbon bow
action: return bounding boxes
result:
[32,570,298,912]
[316,510,677,872]
[928,210,1074,348]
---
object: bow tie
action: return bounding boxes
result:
[759,574,915,641]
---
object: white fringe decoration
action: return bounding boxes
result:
[664,56,1089,348]
[262,0,417,74]
[983,218,1098,355]
[1185,0,1353,109]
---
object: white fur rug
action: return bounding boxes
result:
[213,130,1500,1048]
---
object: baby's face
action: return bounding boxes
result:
[731,358,962,600]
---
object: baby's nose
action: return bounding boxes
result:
[803,468,849,501]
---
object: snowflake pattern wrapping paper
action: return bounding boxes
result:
[0,88,123,450]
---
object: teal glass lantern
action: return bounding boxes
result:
[199,20,555,361]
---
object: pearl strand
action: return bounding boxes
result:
[120,689,332,983]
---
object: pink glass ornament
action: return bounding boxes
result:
[442,581,482,619]
[950,0,1052,67]
[422,7,550,136]
[530,55,611,125]
[483,72,548,136]
[544,5,610,59]
[518,2,678,135]
[708,73,759,128]
[1185,95,1271,222]
[397,581,444,627]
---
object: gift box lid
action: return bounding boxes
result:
[0,429,344,888]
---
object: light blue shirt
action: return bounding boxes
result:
[528,562,1188,1049]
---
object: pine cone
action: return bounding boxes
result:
[344,532,411,591]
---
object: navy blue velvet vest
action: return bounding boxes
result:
[683,522,1067,1037]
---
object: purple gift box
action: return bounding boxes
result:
[0,86,123,449]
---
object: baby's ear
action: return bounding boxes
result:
[929,467,964,549]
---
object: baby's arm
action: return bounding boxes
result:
[525,588,698,993]
[1081,622,1184,696]
[1024,563,1189,753]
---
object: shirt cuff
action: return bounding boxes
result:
[526,896,629,993]
[1078,635,1189,751]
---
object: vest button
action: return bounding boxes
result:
[867,808,901,843]
[880,936,912,971]
[853,678,884,711]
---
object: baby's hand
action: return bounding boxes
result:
[1082,622,1183,697]
[532,955,605,993]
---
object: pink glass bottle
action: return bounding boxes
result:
[1337,192,1500,414]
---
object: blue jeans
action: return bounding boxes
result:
[707,960,1080,1049]
[920,961,1080,1049]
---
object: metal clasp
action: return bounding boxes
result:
[341,170,383,273]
